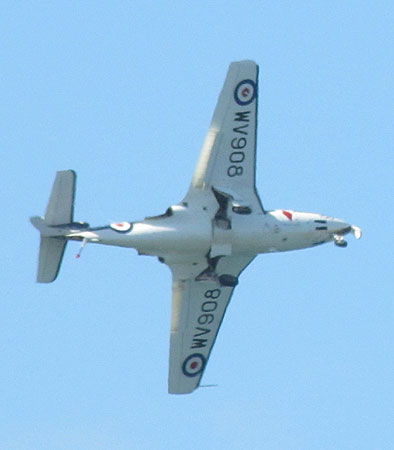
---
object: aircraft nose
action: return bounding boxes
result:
[327,218,351,235]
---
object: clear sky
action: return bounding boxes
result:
[1,1,393,449]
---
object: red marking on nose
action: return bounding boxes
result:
[242,87,250,97]
[116,223,124,227]
[282,211,293,221]
[190,361,199,369]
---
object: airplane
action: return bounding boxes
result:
[31,60,362,395]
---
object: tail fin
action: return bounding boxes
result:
[31,170,76,283]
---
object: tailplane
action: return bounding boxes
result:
[36,236,67,283]
[31,170,76,283]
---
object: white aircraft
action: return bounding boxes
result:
[31,61,362,394]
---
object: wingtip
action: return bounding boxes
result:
[230,59,257,67]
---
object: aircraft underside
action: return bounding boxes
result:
[31,60,361,394]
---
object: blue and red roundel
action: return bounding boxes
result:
[182,353,206,377]
[234,79,257,106]
[110,222,132,233]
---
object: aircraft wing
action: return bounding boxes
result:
[168,255,255,394]
[186,60,263,213]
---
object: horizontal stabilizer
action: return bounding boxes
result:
[32,170,77,283]
[45,170,76,225]
[37,237,67,283]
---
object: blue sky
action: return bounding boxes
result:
[1,1,393,449]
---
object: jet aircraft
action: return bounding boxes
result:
[31,60,362,394]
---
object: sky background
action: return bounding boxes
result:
[1,1,393,449]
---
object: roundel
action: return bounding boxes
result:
[110,221,132,233]
[182,353,206,377]
[234,79,257,106]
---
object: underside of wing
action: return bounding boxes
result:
[167,255,255,394]
[185,60,263,214]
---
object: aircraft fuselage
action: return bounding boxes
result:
[69,205,352,262]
